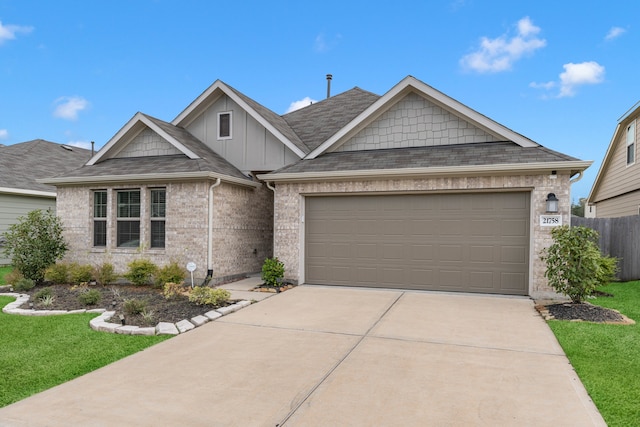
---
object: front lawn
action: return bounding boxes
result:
[0,296,170,408]
[0,266,12,285]
[548,281,640,426]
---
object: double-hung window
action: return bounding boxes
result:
[150,189,166,248]
[627,121,636,165]
[117,190,141,247]
[93,191,107,247]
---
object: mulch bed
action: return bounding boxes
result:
[17,284,234,327]
[545,303,625,323]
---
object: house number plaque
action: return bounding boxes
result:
[540,215,562,226]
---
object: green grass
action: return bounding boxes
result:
[548,281,640,426]
[0,266,12,285]
[0,296,170,408]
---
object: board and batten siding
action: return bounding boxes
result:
[185,94,299,172]
[0,193,56,265]
[592,115,640,214]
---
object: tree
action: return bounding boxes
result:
[571,197,586,217]
[2,209,68,283]
[541,225,618,303]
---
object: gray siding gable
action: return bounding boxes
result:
[336,92,500,152]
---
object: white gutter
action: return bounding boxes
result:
[265,181,276,256]
[0,187,56,198]
[38,171,260,189]
[207,178,222,278]
[257,161,593,182]
[570,171,584,184]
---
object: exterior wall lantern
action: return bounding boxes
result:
[546,193,559,213]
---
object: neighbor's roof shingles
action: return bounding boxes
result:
[0,140,91,193]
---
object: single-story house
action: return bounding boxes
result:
[0,140,91,265]
[42,76,590,298]
[586,101,640,218]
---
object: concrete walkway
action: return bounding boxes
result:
[0,286,605,426]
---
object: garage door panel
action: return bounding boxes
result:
[305,193,529,295]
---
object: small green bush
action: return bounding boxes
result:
[163,282,185,300]
[69,263,94,285]
[39,294,56,307]
[123,298,147,315]
[123,259,158,286]
[14,278,35,292]
[188,287,230,307]
[78,289,101,306]
[4,269,24,286]
[44,263,69,284]
[95,263,117,286]
[261,257,285,287]
[34,287,53,300]
[541,225,618,303]
[155,261,187,288]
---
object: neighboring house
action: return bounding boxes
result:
[42,76,589,298]
[586,101,640,218]
[0,140,91,265]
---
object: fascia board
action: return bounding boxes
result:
[258,160,593,183]
[0,187,56,198]
[173,81,306,159]
[587,123,622,203]
[306,76,538,159]
[38,172,260,189]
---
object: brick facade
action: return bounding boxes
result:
[56,180,273,283]
[272,173,571,299]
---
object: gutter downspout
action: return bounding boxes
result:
[265,182,276,257]
[206,178,222,284]
[569,171,583,184]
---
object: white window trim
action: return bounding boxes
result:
[626,120,636,167]
[217,111,233,140]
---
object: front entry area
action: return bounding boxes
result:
[305,192,530,295]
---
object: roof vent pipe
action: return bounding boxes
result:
[326,74,332,99]
[91,141,95,157]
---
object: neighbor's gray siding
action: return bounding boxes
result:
[336,93,500,152]
[185,94,299,172]
[0,193,56,265]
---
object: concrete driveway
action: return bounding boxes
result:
[0,286,605,426]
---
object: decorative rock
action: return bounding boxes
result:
[131,327,156,336]
[156,322,179,335]
[176,319,195,333]
[98,322,122,333]
[115,325,140,335]
[191,315,209,326]
[204,310,222,321]
[215,306,235,316]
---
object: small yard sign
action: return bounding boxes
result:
[540,215,562,226]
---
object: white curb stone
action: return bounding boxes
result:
[215,306,235,316]
[237,300,252,308]
[204,310,222,321]
[116,325,140,335]
[191,315,209,326]
[176,319,195,333]
[131,327,156,336]
[156,322,179,335]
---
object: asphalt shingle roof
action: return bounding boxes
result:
[271,142,580,174]
[283,87,380,152]
[0,140,91,192]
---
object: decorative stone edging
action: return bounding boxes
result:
[0,292,254,335]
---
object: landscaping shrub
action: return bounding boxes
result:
[155,261,187,288]
[4,269,24,286]
[34,287,53,300]
[69,263,94,285]
[14,278,35,292]
[163,282,185,300]
[123,259,158,286]
[95,263,117,286]
[44,263,70,284]
[1,209,68,283]
[123,298,147,315]
[261,257,284,287]
[78,289,101,306]
[188,287,230,307]
[541,225,618,303]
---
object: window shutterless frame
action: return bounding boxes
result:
[150,188,166,248]
[93,190,107,247]
[116,190,141,247]
[217,111,232,140]
[626,120,636,166]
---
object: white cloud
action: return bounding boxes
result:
[0,20,33,45]
[53,96,89,120]
[460,17,546,73]
[314,33,342,53]
[286,96,318,113]
[66,140,92,150]
[0,129,8,140]
[530,61,605,98]
[559,61,605,97]
[605,26,626,41]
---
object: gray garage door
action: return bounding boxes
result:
[305,192,530,295]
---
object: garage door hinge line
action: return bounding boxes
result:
[277,291,405,426]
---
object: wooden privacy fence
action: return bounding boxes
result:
[572,215,640,281]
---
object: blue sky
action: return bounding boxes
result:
[0,1,637,201]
